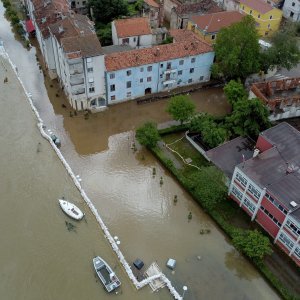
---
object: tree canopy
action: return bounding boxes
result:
[88,0,128,24]
[212,16,260,82]
[166,95,196,125]
[232,229,273,261]
[225,97,271,138]
[136,122,160,148]
[223,80,248,108]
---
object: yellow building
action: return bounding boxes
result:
[240,0,282,36]
[187,11,245,44]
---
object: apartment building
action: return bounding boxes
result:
[105,29,214,105]
[228,123,300,266]
[283,0,300,21]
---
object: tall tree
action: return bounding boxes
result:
[166,95,195,125]
[136,122,160,149]
[88,0,129,24]
[212,16,260,82]
[225,98,271,138]
[223,80,247,108]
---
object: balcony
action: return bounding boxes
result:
[70,77,84,86]
[71,84,85,95]
[70,67,83,75]
[164,69,177,75]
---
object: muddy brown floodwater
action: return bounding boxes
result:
[0,4,281,300]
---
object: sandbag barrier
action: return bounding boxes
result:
[0,47,183,300]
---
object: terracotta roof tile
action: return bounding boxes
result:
[105,29,213,71]
[144,0,160,8]
[190,11,245,33]
[114,17,152,38]
[240,0,273,14]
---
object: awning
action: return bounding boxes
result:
[25,20,35,33]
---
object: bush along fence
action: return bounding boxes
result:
[151,132,299,300]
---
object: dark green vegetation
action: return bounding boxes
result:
[166,95,196,125]
[1,0,26,43]
[151,129,299,300]
[135,122,160,148]
[212,16,300,82]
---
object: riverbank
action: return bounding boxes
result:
[151,129,300,300]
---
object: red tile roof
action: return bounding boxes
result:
[144,0,160,8]
[105,30,213,71]
[114,17,152,38]
[240,0,273,14]
[190,11,245,33]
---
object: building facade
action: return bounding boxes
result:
[105,30,214,105]
[228,123,300,266]
[283,0,300,21]
[240,0,282,36]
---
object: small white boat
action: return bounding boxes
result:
[93,256,121,292]
[58,199,84,220]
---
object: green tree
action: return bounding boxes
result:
[166,95,195,125]
[232,229,273,261]
[223,80,247,108]
[88,0,129,24]
[190,114,227,148]
[212,16,260,82]
[225,98,271,138]
[96,23,112,46]
[260,29,300,72]
[136,122,160,148]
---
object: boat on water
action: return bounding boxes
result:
[93,256,121,292]
[58,199,84,220]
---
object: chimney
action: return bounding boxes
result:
[253,148,260,158]
[156,47,160,56]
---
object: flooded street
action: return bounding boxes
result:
[0,4,281,300]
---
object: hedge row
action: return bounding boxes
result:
[151,145,299,300]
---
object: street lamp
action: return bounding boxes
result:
[182,286,187,298]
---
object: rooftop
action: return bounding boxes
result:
[240,0,273,14]
[105,29,212,71]
[175,0,222,16]
[237,123,300,214]
[206,137,255,178]
[190,11,245,33]
[61,34,103,57]
[113,17,152,38]
[102,45,133,54]
[144,0,160,8]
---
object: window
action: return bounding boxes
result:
[249,10,252,15]
[258,14,260,18]
[236,172,247,187]
[199,76,204,81]
[167,62,171,69]
[140,67,144,72]
[127,70,132,76]
[290,11,295,17]
[127,91,131,97]
[110,73,115,79]
[87,57,92,63]
[243,198,256,213]
[295,247,300,259]
[179,60,184,65]
[242,5,244,10]
[122,38,129,44]
[140,78,143,83]
[232,186,243,201]
[188,78,192,83]
[211,34,216,40]
[248,184,261,200]
[126,81,131,88]
[133,37,136,42]
[111,95,116,101]
[160,63,163,68]
[190,68,194,73]
[269,15,273,19]
[147,66,152,72]
[268,24,271,28]
[292,2,295,6]
[147,76,152,82]
[160,74,163,78]
[110,84,115,92]
[260,206,282,227]
[265,193,288,214]
[87,67,93,73]
[191,57,195,63]
[278,233,294,250]
[178,70,183,75]
[89,87,95,93]
[286,220,300,236]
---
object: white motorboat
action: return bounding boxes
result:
[58,199,84,220]
[93,256,121,292]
